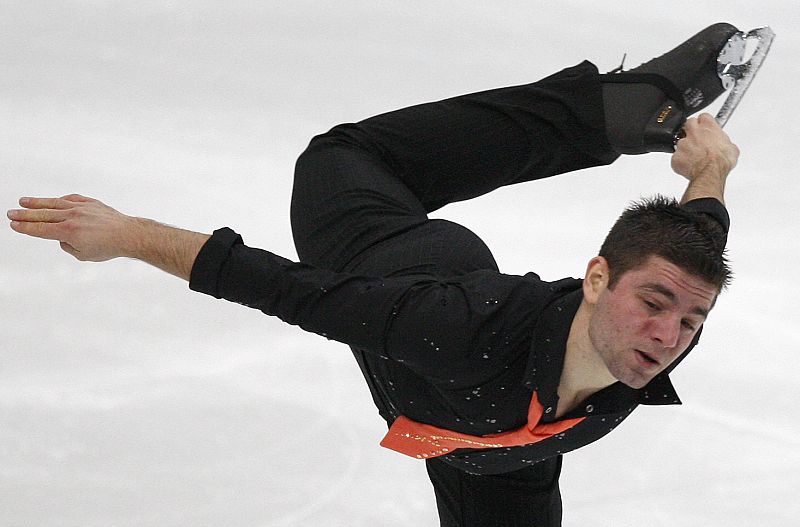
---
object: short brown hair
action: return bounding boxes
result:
[599,195,732,291]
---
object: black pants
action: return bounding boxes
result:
[290,61,618,526]
[426,456,564,527]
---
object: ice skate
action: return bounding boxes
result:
[714,27,775,127]
[601,23,775,154]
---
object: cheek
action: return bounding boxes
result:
[592,297,636,345]
[673,331,698,354]
[657,331,698,369]
[607,299,644,336]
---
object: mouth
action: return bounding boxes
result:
[634,349,660,368]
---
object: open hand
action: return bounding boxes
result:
[7,194,141,261]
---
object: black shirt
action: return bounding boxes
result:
[189,198,729,475]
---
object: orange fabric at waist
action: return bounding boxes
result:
[380,391,585,459]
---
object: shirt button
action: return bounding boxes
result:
[585,404,594,413]
[545,406,553,414]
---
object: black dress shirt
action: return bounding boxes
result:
[189,198,729,475]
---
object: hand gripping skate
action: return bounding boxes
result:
[714,27,776,128]
[600,23,775,154]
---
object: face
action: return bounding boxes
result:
[585,255,718,389]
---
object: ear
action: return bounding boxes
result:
[583,256,610,305]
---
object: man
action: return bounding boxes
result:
[8,23,742,527]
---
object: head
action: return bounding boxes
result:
[582,195,732,389]
[600,195,731,293]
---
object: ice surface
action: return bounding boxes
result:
[2,2,799,526]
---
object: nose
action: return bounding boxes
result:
[650,315,680,349]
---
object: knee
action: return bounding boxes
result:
[300,122,381,161]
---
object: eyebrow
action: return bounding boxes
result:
[640,283,710,318]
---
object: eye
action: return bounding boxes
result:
[643,300,660,311]
[681,319,696,331]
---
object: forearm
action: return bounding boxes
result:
[126,218,211,281]
[680,170,726,205]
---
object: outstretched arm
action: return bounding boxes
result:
[672,113,740,205]
[7,194,209,280]
[7,195,546,383]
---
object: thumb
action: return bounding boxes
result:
[60,241,82,260]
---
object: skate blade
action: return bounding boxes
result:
[715,26,776,127]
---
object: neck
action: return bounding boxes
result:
[556,300,617,416]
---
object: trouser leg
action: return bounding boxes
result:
[426,456,564,527]
[291,60,618,272]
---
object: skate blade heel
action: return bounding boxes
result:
[714,27,775,127]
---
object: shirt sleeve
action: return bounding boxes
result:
[189,228,549,381]
[681,197,730,234]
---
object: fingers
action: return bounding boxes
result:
[7,208,70,223]
[60,194,95,203]
[677,114,730,146]
[675,116,700,147]
[7,195,97,237]
[17,196,84,210]
[687,113,724,133]
[681,115,701,134]
[7,196,86,240]
[696,112,718,126]
[8,217,69,240]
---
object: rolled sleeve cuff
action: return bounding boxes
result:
[682,197,730,234]
[189,227,243,298]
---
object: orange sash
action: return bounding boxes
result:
[381,392,585,459]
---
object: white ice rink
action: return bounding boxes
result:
[2,2,799,525]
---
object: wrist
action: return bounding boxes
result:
[123,217,211,281]
[681,172,726,205]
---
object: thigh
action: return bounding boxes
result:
[343,218,498,277]
[291,135,499,276]
[291,134,429,272]
[426,457,563,527]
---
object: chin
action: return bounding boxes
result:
[609,365,651,390]
[620,377,650,390]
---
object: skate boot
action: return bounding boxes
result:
[600,23,772,154]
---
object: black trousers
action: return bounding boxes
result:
[290,61,618,526]
[426,456,564,527]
